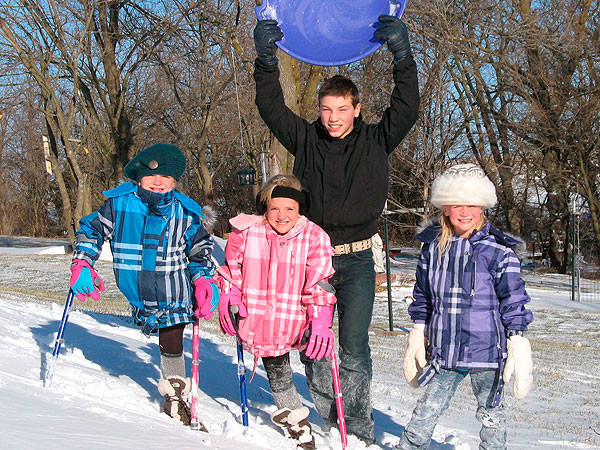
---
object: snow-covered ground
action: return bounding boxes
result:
[0,236,599,449]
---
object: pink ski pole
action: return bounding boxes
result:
[331,347,348,449]
[190,320,207,431]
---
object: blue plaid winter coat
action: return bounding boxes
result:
[409,219,533,405]
[73,182,216,331]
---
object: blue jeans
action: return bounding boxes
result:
[397,369,506,450]
[301,248,376,444]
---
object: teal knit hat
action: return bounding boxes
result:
[124,143,187,181]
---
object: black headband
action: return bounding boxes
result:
[271,186,306,205]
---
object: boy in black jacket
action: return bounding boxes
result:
[253,16,420,445]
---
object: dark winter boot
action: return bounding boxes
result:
[271,406,316,449]
[157,376,192,426]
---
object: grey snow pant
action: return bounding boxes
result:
[397,368,506,450]
[263,353,303,410]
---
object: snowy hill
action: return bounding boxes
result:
[0,238,599,449]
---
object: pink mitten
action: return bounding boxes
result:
[218,285,247,336]
[70,259,106,302]
[193,277,219,320]
[305,305,335,360]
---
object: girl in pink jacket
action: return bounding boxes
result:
[217,174,336,449]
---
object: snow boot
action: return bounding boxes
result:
[157,376,192,426]
[271,406,316,449]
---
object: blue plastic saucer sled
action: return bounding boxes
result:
[255,0,407,66]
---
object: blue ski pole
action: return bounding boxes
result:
[230,305,249,426]
[45,290,74,387]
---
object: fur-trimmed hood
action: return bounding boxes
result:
[416,216,441,236]
[200,205,218,232]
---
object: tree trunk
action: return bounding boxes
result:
[45,125,75,242]
[271,52,298,174]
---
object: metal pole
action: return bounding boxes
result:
[190,321,207,431]
[259,151,268,186]
[571,198,577,301]
[236,337,249,426]
[45,290,74,387]
[383,214,394,331]
[331,348,348,449]
[576,214,581,302]
[230,304,249,426]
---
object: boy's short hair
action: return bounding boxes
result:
[318,75,360,107]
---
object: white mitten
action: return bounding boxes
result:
[403,323,427,388]
[503,335,533,399]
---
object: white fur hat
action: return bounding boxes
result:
[430,164,497,209]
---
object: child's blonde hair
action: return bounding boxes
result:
[257,174,303,214]
[429,164,495,259]
[437,212,488,257]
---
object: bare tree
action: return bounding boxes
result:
[387,11,463,226]
[0,1,192,239]
[501,0,599,269]
[0,3,95,240]
[400,0,599,269]
[0,0,598,269]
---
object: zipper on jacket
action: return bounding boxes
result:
[162,222,169,260]
[161,204,174,259]
[470,260,476,299]
[493,309,502,355]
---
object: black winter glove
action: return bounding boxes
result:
[253,20,284,66]
[374,15,412,65]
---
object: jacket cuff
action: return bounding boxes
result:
[392,54,416,72]
[254,58,279,73]
[72,253,95,267]
[506,329,525,337]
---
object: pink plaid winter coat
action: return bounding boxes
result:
[217,214,336,357]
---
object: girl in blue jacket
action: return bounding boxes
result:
[397,164,534,450]
[69,143,219,427]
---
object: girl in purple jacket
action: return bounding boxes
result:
[397,164,534,450]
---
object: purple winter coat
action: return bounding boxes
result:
[409,219,533,405]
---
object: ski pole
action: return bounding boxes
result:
[189,319,207,431]
[44,289,74,387]
[230,305,249,426]
[331,347,348,449]
[300,325,346,447]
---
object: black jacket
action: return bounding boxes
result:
[254,57,420,246]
